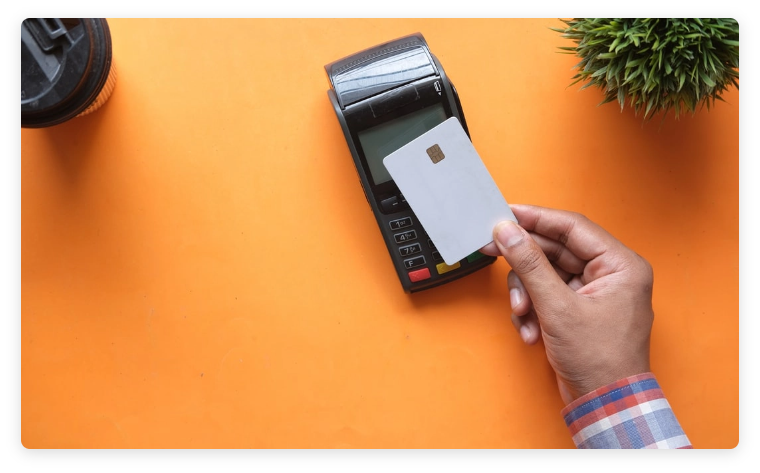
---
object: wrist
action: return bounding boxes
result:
[566,357,651,403]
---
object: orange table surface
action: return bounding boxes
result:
[21,19,738,449]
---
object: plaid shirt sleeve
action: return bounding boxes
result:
[560,372,692,449]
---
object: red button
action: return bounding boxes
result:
[408,267,431,282]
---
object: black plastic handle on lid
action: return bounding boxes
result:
[21,18,113,128]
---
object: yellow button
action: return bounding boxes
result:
[436,261,461,275]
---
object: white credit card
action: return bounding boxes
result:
[383,117,516,265]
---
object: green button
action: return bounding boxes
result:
[467,251,485,263]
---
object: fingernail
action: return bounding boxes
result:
[519,325,531,343]
[495,220,524,248]
[509,288,522,309]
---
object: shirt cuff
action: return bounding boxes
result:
[560,372,692,449]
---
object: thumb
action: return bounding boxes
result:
[493,220,574,313]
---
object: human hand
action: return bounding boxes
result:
[480,204,654,404]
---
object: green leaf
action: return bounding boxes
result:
[614,39,630,53]
[644,99,655,117]
[579,81,596,91]
[707,52,717,74]
[598,94,617,106]
[591,65,609,78]
[699,70,716,87]
[618,87,626,110]
[623,67,642,85]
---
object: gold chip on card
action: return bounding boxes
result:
[426,144,445,164]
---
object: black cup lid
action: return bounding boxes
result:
[21,18,112,128]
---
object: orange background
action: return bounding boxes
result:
[21,19,738,448]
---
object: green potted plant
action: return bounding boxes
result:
[553,18,739,119]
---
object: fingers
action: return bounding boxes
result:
[508,271,531,317]
[509,271,540,345]
[567,275,585,291]
[529,232,587,275]
[493,220,575,314]
[484,231,588,276]
[479,240,499,256]
[510,204,623,261]
[511,309,541,345]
